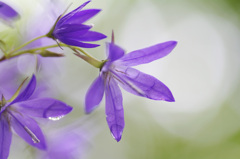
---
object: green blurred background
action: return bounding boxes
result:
[1,0,240,158]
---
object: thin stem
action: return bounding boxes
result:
[73,48,103,68]
[71,47,98,60]
[2,39,104,68]
[8,35,47,55]
[54,44,104,68]
[0,44,60,62]
[11,44,60,57]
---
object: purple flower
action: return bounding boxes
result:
[0,1,19,25]
[85,40,177,141]
[35,117,100,159]
[48,0,106,48]
[0,75,72,159]
[37,130,89,159]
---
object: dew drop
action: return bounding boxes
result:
[48,115,64,121]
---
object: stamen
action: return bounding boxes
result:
[24,126,40,144]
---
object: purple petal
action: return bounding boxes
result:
[85,75,104,113]
[0,115,12,159]
[62,9,101,26]
[58,38,100,48]
[73,31,107,42]
[15,98,72,118]
[114,67,175,101]
[119,41,177,66]
[10,111,46,150]
[54,24,92,36]
[0,2,19,21]
[9,75,36,105]
[106,42,125,62]
[58,0,90,25]
[105,77,124,142]
[56,29,106,42]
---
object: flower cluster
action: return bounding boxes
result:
[0,0,177,158]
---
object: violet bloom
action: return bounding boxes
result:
[0,75,72,159]
[85,41,177,141]
[0,1,19,24]
[37,131,89,159]
[36,116,100,159]
[48,0,106,48]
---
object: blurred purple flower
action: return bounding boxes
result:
[36,116,101,159]
[16,0,67,96]
[37,131,89,159]
[0,75,72,159]
[0,1,19,25]
[0,59,22,99]
[48,0,106,48]
[85,41,177,141]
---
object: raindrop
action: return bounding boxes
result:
[48,115,64,121]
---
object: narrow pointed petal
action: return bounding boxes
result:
[58,0,90,25]
[115,67,175,101]
[105,78,124,142]
[51,1,106,47]
[119,41,177,66]
[74,31,107,42]
[58,38,100,48]
[54,24,92,36]
[63,9,101,25]
[85,75,104,113]
[106,42,125,61]
[15,98,72,118]
[9,75,36,105]
[0,116,12,159]
[10,112,46,150]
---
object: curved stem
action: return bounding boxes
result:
[2,39,104,68]
[73,50,102,68]
[68,46,103,68]
[11,44,60,57]
[8,35,47,55]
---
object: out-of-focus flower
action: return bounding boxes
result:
[37,129,89,159]
[17,0,66,75]
[85,40,177,141]
[35,116,101,159]
[0,59,22,98]
[47,0,106,48]
[0,1,19,25]
[0,75,72,159]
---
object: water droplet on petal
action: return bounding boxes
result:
[48,115,64,121]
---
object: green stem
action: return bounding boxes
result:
[9,35,47,55]
[72,47,101,61]
[57,43,103,68]
[8,43,104,68]
[72,48,103,68]
[11,44,60,57]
